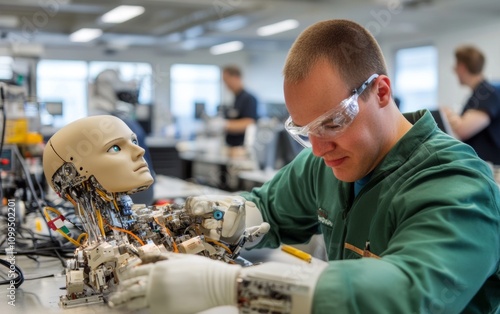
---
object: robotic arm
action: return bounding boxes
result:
[184,195,270,247]
[109,252,327,314]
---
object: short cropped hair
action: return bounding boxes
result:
[455,45,485,75]
[283,19,387,93]
[222,65,242,77]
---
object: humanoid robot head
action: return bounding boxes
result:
[43,115,154,196]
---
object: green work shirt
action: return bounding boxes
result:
[241,109,500,313]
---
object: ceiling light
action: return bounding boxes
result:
[101,5,145,24]
[210,41,244,55]
[69,28,102,42]
[257,19,299,36]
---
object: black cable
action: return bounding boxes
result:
[0,258,24,288]
[10,146,68,267]
[2,248,74,258]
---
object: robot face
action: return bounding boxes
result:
[43,115,154,193]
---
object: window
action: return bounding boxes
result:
[170,64,221,118]
[37,60,153,128]
[394,46,438,112]
[37,60,88,127]
[0,56,13,80]
[170,64,221,138]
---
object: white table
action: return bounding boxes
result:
[153,175,229,200]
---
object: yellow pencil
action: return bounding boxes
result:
[281,244,312,263]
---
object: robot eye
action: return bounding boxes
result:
[213,210,224,220]
[132,138,138,145]
[107,145,121,153]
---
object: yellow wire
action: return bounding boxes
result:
[43,206,88,246]
[43,206,61,221]
[64,193,77,207]
[57,229,80,246]
[76,233,88,244]
[95,209,106,238]
[105,221,145,246]
[154,217,179,253]
[112,193,121,212]
[96,189,111,201]
[205,238,232,254]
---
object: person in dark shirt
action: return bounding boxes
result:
[221,65,258,147]
[443,45,500,165]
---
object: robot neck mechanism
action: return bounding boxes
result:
[51,162,134,244]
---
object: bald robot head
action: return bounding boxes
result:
[43,115,153,195]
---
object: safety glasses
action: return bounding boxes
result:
[285,74,379,148]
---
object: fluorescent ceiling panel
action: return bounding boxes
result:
[210,41,244,55]
[101,5,145,24]
[69,28,103,42]
[257,19,299,36]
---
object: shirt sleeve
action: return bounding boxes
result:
[241,149,321,248]
[463,81,500,119]
[238,92,259,120]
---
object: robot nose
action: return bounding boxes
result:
[132,144,146,159]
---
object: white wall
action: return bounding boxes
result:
[244,50,289,104]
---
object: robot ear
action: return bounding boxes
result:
[221,203,245,238]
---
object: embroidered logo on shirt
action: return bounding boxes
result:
[317,208,333,227]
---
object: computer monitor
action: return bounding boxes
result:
[274,129,304,169]
[44,101,64,116]
[429,108,455,137]
[194,102,206,120]
[265,103,289,122]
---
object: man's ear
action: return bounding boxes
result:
[375,75,392,108]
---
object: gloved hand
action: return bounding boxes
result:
[205,116,227,136]
[109,252,328,314]
[108,253,241,314]
[184,195,269,244]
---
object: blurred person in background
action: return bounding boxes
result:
[443,45,500,165]
[207,65,259,156]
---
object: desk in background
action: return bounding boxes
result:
[153,174,229,200]
[238,169,279,191]
[145,137,184,178]
[179,149,256,192]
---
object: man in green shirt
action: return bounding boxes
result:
[110,19,500,314]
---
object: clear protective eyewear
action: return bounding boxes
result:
[285,74,379,148]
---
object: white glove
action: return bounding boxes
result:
[184,195,269,245]
[108,252,328,314]
[108,253,241,314]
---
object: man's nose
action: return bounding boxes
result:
[310,135,335,157]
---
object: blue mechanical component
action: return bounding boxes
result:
[119,195,134,216]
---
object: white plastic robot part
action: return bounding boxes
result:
[178,236,205,254]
